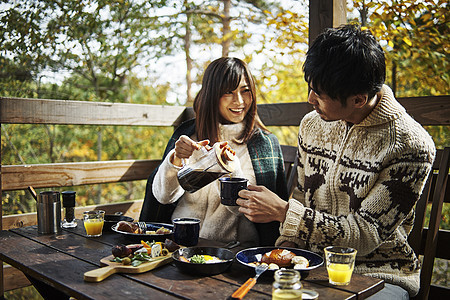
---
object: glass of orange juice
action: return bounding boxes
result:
[324,246,357,285]
[83,210,105,237]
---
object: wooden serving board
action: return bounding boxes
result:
[84,253,173,282]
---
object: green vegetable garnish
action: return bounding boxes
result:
[190,255,206,264]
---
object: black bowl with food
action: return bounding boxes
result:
[104,214,134,232]
[172,247,234,276]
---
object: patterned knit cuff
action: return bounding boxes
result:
[280,199,305,237]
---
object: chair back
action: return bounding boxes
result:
[409,147,450,300]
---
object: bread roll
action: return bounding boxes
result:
[261,249,296,267]
[116,221,140,233]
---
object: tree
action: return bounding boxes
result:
[350,0,449,151]
[1,0,172,101]
[172,0,279,104]
[351,0,449,97]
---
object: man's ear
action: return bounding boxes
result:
[351,94,368,108]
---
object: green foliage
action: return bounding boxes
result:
[349,0,450,150]
[351,0,449,97]
[254,7,309,99]
[4,285,43,300]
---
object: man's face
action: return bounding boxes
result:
[307,88,355,122]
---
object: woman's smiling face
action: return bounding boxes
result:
[218,77,252,124]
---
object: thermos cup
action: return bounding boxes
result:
[37,191,62,234]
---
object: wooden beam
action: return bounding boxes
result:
[309,0,347,46]
[0,97,187,126]
[3,265,30,292]
[1,159,161,191]
[258,96,450,127]
[2,97,448,128]
[398,95,450,126]
[258,102,312,127]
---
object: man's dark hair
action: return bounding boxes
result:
[303,24,386,104]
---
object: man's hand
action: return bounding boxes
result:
[236,185,288,223]
[171,136,209,166]
[279,241,297,248]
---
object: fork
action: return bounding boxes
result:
[224,240,241,249]
[137,222,147,233]
[231,263,269,299]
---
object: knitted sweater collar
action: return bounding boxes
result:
[219,122,245,143]
[357,85,406,127]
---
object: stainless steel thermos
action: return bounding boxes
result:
[37,191,62,234]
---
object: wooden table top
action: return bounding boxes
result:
[0,221,384,299]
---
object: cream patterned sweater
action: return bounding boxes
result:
[276,85,435,296]
[152,123,259,246]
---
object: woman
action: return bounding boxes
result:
[139,57,288,246]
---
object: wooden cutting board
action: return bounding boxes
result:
[84,253,173,282]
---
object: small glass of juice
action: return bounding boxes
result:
[324,246,357,285]
[83,210,105,237]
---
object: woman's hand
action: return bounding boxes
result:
[218,141,236,161]
[236,184,289,223]
[171,135,209,167]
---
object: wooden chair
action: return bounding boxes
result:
[409,147,450,300]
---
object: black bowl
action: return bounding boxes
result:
[172,247,234,276]
[235,247,323,279]
[103,214,134,232]
[111,222,173,243]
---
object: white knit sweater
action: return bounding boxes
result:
[152,123,259,246]
[276,85,436,296]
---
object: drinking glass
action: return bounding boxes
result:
[83,210,105,237]
[324,246,357,285]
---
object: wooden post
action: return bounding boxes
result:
[309,0,347,46]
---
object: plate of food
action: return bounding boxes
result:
[111,220,173,242]
[236,247,323,279]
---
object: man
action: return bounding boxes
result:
[237,24,435,299]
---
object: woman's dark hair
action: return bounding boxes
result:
[193,57,267,144]
[303,24,386,104]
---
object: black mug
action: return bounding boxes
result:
[172,217,201,246]
[219,177,248,206]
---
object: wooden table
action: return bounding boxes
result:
[0,221,384,299]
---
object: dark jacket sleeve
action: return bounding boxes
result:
[139,119,196,223]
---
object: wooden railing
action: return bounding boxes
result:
[1,95,449,295]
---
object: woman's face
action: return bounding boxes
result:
[218,77,252,124]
